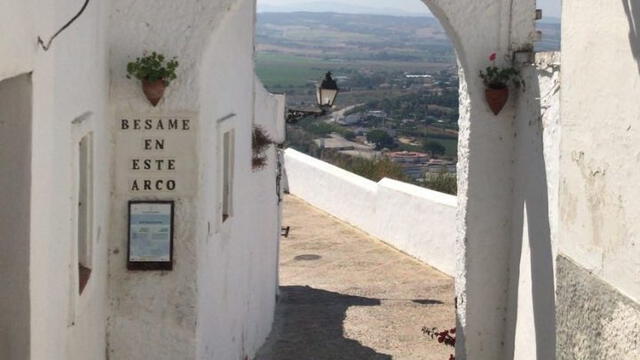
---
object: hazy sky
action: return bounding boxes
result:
[260,0,561,18]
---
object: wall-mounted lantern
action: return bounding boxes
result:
[287,72,339,123]
[316,72,339,108]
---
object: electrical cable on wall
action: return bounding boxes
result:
[38,0,91,51]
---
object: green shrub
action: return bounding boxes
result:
[423,140,446,155]
[343,131,357,141]
[321,150,410,183]
[424,173,457,195]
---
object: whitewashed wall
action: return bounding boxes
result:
[108,0,283,359]
[195,0,282,358]
[284,149,378,233]
[560,0,640,304]
[0,73,32,360]
[1,0,280,359]
[0,1,112,359]
[556,1,640,357]
[254,77,286,144]
[375,179,457,275]
[506,52,561,360]
[108,0,205,356]
[284,149,457,276]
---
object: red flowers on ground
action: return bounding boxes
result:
[423,326,457,359]
[436,328,456,347]
[489,52,497,61]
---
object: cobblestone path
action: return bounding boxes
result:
[255,196,455,360]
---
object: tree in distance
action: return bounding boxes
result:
[423,139,446,155]
[344,131,356,141]
[367,129,395,150]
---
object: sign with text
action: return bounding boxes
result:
[127,201,174,270]
[115,114,197,196]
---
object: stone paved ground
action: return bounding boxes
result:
[255,195,455,360]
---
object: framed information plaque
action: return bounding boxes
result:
[127,201,174,271]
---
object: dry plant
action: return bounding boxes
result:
[252,125,275,170]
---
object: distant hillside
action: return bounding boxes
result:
[257,12,559,60]
[257,12,453,63]
[257,2,431,17]
[255,12,559,97]
[255,12,459,109]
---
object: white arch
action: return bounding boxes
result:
[414,1,536,358]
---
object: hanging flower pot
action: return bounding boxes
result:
[142,79,167,106]
[479,53,523,116]
[485,87,509,115]
[126,51,179,107]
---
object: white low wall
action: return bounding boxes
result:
[284,148,457,276]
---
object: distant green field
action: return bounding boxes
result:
[255,52,452,89]
[397,136,457,158]
[255,53,331,88]
[284,29,379,42]
[427,136,457,157]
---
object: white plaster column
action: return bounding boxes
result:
[420,0,536,358]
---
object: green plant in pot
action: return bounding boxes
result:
[479,53,523,115]
[126,52,179,106]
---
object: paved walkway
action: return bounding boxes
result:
[255,196,455,360]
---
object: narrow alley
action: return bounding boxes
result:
[256,196,455,360]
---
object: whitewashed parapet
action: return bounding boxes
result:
[374,178,456,275]
[284,148,456,276]
[284,148,378,232]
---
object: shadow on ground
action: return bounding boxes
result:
[255,285,392,360]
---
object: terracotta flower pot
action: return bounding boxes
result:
[142,79,167,106]
[485,87,509,115]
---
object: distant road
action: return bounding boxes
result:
[326,104,364,123]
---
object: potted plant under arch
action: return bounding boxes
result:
[479,53,523,115]
[126,52,179,106]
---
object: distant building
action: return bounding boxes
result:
[388,151,431,179]
[315,134,374,153]
[405,74,433,79]
[388,151,430,164]
[425,159,457,180]
[336,112,363,125]
[367,110,388,118]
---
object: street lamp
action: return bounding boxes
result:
[287,72,339,123]
[316,72,339,108]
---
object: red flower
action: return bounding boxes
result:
[489,53,497,61]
